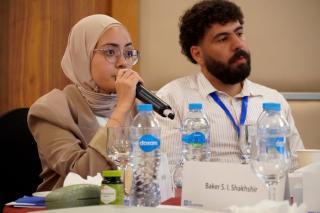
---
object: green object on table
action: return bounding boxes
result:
[101,170,124,205]
[45,184,100,209]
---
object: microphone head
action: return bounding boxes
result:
[168,113,175,120]
[163,109,175,120]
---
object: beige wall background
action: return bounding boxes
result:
[139,0,320,92]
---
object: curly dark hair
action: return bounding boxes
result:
[179,0,244,64]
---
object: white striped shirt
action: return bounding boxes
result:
[156,72,304,173]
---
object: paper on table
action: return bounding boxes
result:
[288,162,320,208]
[63,172,103,187]
[302,165,320,212]
[295,161,320,173]
[228,200,306,213]
[158,153,175,202]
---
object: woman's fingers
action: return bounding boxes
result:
[116,69,126,79]
[116,69,142,85]
[114,69,141,111]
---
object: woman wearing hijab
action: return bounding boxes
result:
[28,14,142,191]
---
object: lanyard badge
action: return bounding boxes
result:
[210,92,248,137]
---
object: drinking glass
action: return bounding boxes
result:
[172,160,183,189]
[106,127,131,170]
[239,124,256,164]
[107,127,132,197]
[250,136,289,200]
[285,137,294,173]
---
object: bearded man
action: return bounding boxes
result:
[156,0,304,173]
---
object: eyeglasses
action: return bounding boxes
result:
[93,45,139,66]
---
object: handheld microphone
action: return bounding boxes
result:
[136,82,175,120]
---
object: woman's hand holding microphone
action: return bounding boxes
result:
[107,69,143,127]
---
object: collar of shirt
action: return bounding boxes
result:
[195,72,263,99]
[96,115,108,126]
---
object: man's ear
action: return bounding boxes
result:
[190,46,204,65]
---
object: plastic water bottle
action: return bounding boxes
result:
[173,103,210,188]
[252,102,290,188]
[257,103,290,157]
[181,103,210,162]
[129,104,161,207]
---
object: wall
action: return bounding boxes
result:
[139,0,320,91]
[0,0,139,114]
[0,0,111,114]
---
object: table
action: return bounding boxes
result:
[162,188,181,206]
[35,205,218,213]
[3,188,182,213]
[3,206,45,213]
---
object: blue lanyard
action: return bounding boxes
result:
[210,92,248,137]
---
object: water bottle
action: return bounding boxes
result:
[173,103,210,188]
[253,103,290,183]
[129,104,161,207]
[257,103,290,157]
[182,103,210,161]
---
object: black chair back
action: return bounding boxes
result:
[0,108,42,211]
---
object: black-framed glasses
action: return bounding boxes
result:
[93,45,139,66]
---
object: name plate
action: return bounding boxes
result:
[181,161,285,211]
[303,171,320,212]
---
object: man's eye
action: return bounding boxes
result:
[217,37,228,43]
[237,32,244,37]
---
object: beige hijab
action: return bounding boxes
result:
[61,14,121,117]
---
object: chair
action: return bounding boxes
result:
[0,108,42,211]
[283,93,320,149]
[288,100,320,149]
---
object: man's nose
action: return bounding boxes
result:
[231,34,246,51]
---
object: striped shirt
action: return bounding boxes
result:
[156,72,304,173]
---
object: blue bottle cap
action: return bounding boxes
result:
[137,104,153,112]
[189,103,202,110]
[262,103,281,111]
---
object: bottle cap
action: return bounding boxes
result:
[137,104,153,112]
[262,102,281,111]
[102,170,122,177]
[189,103,202,110]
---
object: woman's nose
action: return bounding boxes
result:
[115,54,129,69]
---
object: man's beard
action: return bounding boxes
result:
[204,49,251,85]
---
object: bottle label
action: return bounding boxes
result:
[139,134,160,152]
[266,136,285,154]
[100,184,124,205]
[182,131,206,146]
